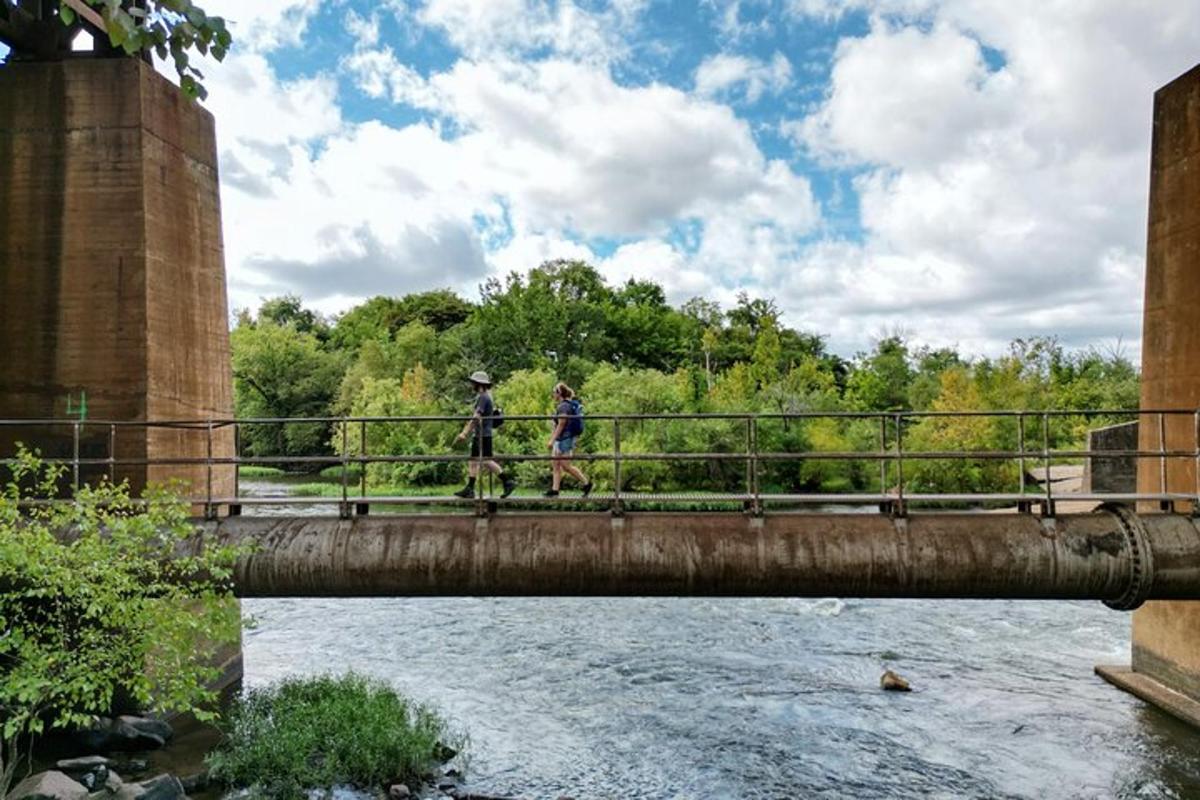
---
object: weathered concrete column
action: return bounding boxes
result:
[0,57,239,691]
[0,58,234,500]
[1097,62,1200,728]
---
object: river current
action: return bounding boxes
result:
[238,482,1200,799]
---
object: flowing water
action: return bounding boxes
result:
[238,481,1200,799]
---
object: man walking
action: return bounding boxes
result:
[454,371,516,499]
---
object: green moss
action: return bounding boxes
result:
[206,673,461,800]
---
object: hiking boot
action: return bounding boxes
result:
[501,475,517,499]
[542,489,560,498]
[452,484,475,499]
[580,482,593,498]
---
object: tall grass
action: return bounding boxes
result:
[206,674,459,799]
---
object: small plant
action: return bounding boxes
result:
[0,446,249,798]
[206,673,461,800]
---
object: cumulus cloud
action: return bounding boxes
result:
[695,51,793,102]
[201,0,323,52]
[776,1,1200,355]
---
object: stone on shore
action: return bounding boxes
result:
[75,717,173,753]
[54,758,111,790]
[113,775,185,800]
[880,669,912,692]
[387,784,411,800]
[9,771,90,800]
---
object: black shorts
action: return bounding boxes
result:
[470,436,494,458]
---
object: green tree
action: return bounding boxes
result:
[845,336,914,411]
[0,1,231,100]
[0,450,246,797]
[231,317,346,460]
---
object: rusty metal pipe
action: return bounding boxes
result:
[198,510,1200,603]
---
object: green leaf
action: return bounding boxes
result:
[60,6,77,25]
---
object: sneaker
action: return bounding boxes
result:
[501,476,517,499]
[542,489,560,498]
[452,485,475,499]
[580,482,593,498]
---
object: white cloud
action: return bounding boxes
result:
[200,0,323,52]
[413,0,645,64]
[695,51,792,102]
[777,1,1200,355]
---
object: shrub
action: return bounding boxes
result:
[0,448,247,798]
[206,673,460,800]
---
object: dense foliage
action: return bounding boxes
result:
[206,673,458,800]
[0,449,246,797]
[231,260,1140,495]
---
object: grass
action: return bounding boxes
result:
[206,673,460,800]
[238,466,288,477]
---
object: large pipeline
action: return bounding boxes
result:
[198,508,1200,606]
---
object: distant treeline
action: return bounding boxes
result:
[231,259,1139,493]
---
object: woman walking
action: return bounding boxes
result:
[544,382,592,497]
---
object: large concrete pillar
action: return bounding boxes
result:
[1097,63,1200,727]
[0,57,240,693]
[0,58,234,502]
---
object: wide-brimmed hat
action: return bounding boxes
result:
[468,370,493,386]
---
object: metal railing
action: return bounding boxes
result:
[1,409,1197,518]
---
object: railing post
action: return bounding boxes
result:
[339,417,351,519]
[204,419,216,520]
[71,420,81,494]
[229,422,242,516]
[1017,413,1031,514]
[612,416,623,516]
[1041,412,1054,517]
[894,412,905,517]
[107,423,116,485]
[1159,411,1173,512]
[746,415,761,516]
[878,414,889,514]
[1193,409,1200,517]
[358,419,369,516]
[475,418,486,518]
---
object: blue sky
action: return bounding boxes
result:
[7,1,1199,357]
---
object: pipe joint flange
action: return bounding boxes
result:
[1100,502,1154,611]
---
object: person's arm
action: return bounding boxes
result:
[547,406,567,449]
[456,405,481,442]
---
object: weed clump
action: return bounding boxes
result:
[207,673,458,799]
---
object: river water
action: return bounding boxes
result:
[238,482,1200,799]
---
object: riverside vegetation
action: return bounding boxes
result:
[232,259,1139,496]
[0,455,463,800]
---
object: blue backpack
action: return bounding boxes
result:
[564,398,584,437]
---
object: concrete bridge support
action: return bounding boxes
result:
[0,57,239,690]
[0,58,234,499]
[1096,63,1200,727]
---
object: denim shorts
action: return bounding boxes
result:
[554,436,576,455]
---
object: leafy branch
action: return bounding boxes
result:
[58,0,230,100]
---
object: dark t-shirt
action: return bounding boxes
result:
[474,392,495,437]
[555,400,573,440]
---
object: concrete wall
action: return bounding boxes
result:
[1084,421,1138,494]
[1134,62,1200,704]
[0,58,233,500]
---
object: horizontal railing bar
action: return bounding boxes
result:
[0,409,1195,428]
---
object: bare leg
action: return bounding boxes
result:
[564,464,587,484]
[552,457,564,490]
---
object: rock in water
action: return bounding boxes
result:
[54,757,111,790]
[880,669,912,692]
[75,717,172,753]
[388,785,411,800]
[113,775,185,800]
[9,771,90,800]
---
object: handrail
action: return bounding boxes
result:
[0,410,1193,517]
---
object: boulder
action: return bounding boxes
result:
[880,669,912,692]
[75,717,172,753]
[108,760,148,778]
[113,775,185,800]
[387,785,411,800]
[9,771,90,800]
[54,758,111,790]
[177,772,208,794]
